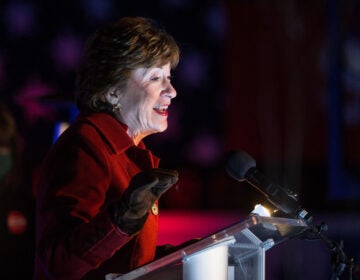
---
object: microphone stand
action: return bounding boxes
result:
[272,207,356,279]
[299,220,356,280]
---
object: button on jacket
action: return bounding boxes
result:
[34,112,160,280]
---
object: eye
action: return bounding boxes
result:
[167,75,174,81]
[150,76,160,81]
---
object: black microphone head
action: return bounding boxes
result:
[226,150,256,181]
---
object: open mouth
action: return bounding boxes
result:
[153,105,169,116]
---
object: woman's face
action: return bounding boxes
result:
[118,62,177,140]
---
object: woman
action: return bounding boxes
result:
[34,17,180,279]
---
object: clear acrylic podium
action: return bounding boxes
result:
[106,215,309,280]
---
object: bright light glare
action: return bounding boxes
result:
[251,204,271,217]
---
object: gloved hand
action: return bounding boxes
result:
[109,168,178,235]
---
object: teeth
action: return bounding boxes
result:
[154,105,168,112]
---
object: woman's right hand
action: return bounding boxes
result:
[109,168,178,235]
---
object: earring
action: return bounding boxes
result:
[112,104,121,113]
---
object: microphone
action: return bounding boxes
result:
[226,150,312,224]
[226,150,357,278]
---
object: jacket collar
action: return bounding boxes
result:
[80,112,136,153]
[78,113,159,166]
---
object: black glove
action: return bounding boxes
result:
[109,168,178,235]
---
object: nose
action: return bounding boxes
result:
[163,79,177,99]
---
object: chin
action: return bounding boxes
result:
[155,123,168,133]
[147,118,168,134]
[157,127,167,133]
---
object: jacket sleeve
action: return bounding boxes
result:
[36,127,131,279]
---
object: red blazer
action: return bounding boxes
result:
[34,112,160,280]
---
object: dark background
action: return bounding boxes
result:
[0,0,359,279]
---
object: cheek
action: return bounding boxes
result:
[125,84,158,119]
[123,92,146,113]
[140,94,156,112]
[137,98,155,121]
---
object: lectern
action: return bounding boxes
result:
[106,215,309,280]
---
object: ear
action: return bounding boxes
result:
[103,88,120,105]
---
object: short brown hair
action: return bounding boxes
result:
[75,17,180,113]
